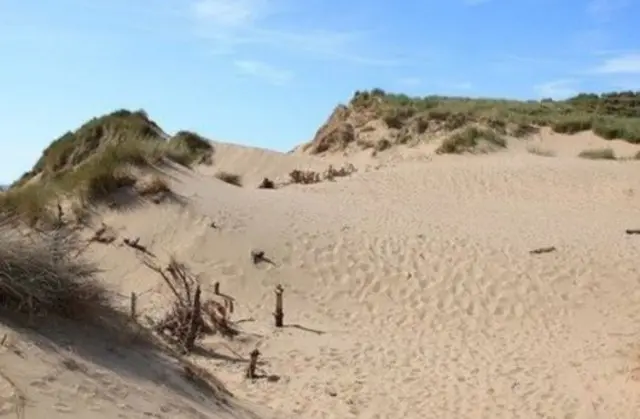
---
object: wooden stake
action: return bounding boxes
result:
[130,292,137,320]
[245,349,260,379]
[214,281,220,295]
[274,284,284,328]
[184,285,202,353]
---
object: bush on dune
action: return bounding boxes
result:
[346,90,640,144]
[1,111,215,226]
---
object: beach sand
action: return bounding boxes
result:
[2,130,640,418]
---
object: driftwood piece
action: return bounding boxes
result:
[529,246,557,255]
[625,229,640,235]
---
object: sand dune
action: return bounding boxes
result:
[3,129,640,418]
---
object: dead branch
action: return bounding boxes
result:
[142,256,228,352]
[123,237,153,255]
[88,223,116,244]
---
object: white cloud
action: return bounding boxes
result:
[189,0,398,65]
[586,0,630,20]
[191,0,269,27]
[233,59,293,85]
[593,53,640,74]
[534,79,580,99]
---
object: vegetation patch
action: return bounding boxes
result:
[436,127,507,154]
[348,90,640,144]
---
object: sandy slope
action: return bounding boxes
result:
[0,320,273,419]
[5,131,640,418]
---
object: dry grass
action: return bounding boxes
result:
[527,145,556,157]
[215,171,243,187]
[436,126,507,154]
[289,164,357,185]
[0,217,113,321]
[577,148,617,160]
[289,169,322,185]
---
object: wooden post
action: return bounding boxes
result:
[184,285,202,353]
[274,284,284,328]
[130,292,137,320]
[245,349,260,379]
[214,281,220,295]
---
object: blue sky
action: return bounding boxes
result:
[1,0,639,184]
